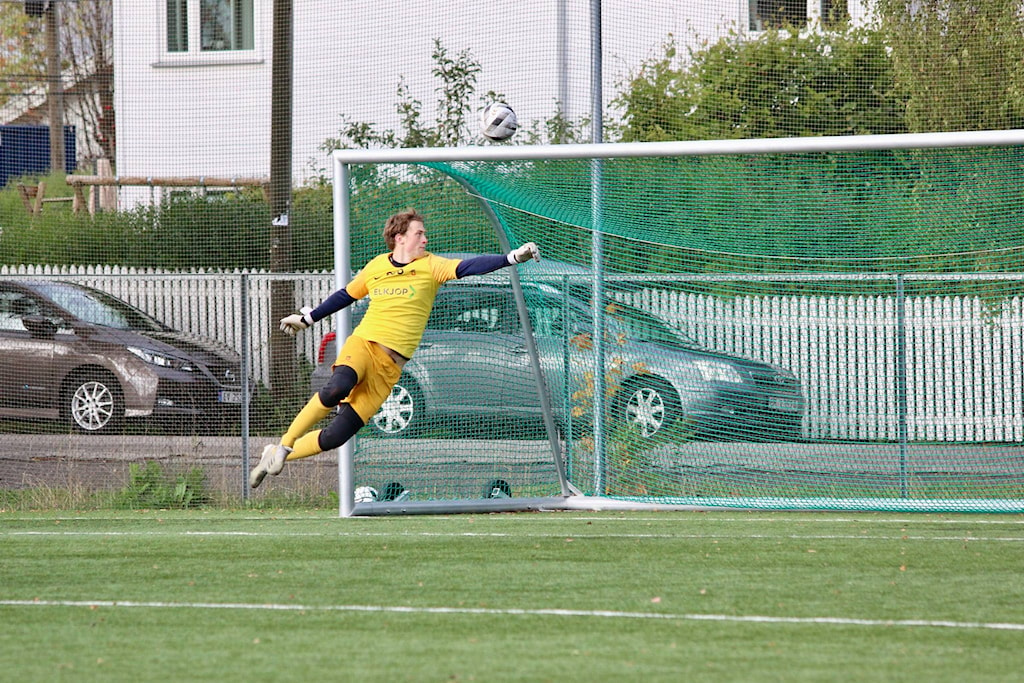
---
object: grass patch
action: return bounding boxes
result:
[1,510,1023,681]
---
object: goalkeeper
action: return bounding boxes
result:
[250,209,540,488]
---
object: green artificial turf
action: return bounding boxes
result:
[2,509,1023,682]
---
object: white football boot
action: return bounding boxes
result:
[249,444,292,489]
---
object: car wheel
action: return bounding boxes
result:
[64,371,124,433]
[613,379,680,439]
[368,378,423,438]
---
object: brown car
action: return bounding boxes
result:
[0,280,243,432]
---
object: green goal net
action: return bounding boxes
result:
[336,133,1024,515]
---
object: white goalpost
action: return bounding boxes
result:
[332,129,1024,517]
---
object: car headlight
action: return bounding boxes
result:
[693,358,743,383]
[128,346,194,371]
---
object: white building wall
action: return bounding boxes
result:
[113,1,872,192]
[113,0,270,181]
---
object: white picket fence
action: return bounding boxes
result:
[622,284,1024,442]
[4,265,1023,442]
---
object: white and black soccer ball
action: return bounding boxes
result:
[480,102,518,141]
[354,486,378,503]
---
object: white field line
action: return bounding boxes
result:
[4,530,1024,542]
[6,515,1024,524]
[1,599,1022,632]
[563,516,1024,525]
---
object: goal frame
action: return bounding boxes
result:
[331,129,1024,517]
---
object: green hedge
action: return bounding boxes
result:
[0,171,499,270]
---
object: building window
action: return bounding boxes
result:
[820,0,849,27]
[165,0,253,55]
[749,0,849,31]
[200,0,253,51]
[167,0,188,52]
[750,0,806,31]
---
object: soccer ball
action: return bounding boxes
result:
[354,486,378,503]
[480,102,518,141]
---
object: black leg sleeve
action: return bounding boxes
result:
[318,365,358,407]
[317,404,366,452]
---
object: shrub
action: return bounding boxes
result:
[113,461,209,509]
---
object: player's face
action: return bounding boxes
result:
[397,220,428,259]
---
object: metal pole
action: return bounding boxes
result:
[451,177,580,498]
[332,129,1024,165]
[896,273,909,498]
[45,0,64,172]
[240,273,251,501]
[590,0,606,494]
[269,0,296,402]
[561,276,574,479]
[334,159,355,516]
[556,0,568,128]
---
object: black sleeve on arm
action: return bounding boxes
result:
[309,288,357,323]
[455,254,512,278]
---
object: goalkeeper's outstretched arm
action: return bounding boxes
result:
[279,288,357,336]
[455,242,540,278]
[278,243,539,335]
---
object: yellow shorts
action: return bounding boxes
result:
[333,335,403,423]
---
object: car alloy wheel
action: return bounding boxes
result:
[68,377,121,432]
[370,381,420,437]
[617,379,681,440]
[625,386,667,437]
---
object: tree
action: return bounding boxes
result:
[875,0,1024,132]
[313,38,589,165]
[315,38,483,156]
[0,0,114,162]
[62,0,115,161]
[306,38,593,260]
[613,26,906,142]
[0,6,46,110]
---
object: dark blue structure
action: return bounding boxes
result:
[0,124,76,188]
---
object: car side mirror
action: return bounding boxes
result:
[22,315,57,339]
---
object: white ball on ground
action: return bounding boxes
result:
[354,486,378,503]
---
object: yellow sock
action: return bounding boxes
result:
[287,430,323,460]
[281,395,333,448]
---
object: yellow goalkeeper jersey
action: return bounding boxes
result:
[346,252,461,358]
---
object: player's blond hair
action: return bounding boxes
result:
[383,210,425,250]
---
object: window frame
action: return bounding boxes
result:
[748,0,849,32]
[157,0,262,67]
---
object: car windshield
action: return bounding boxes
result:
[602,301,699,349]
[34,282,168,332]
[527,290,699,350]
[363,284,700,349]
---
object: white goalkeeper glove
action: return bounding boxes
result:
[280,306,314,336]
[507,242,540,264]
